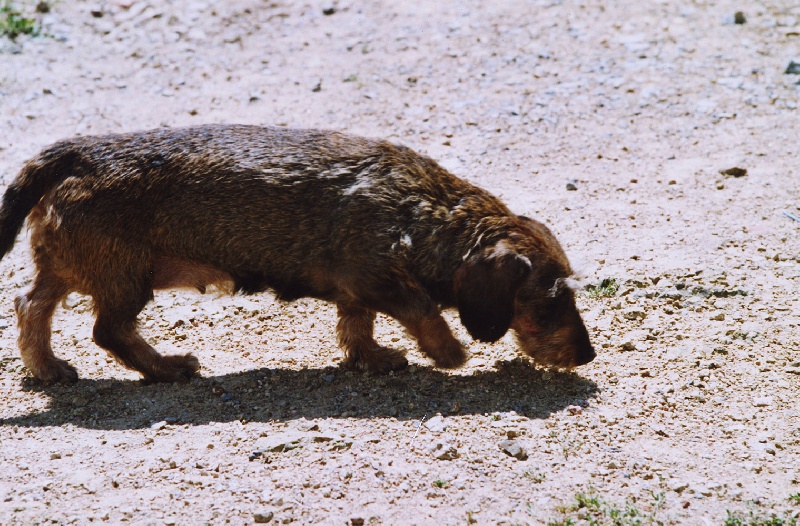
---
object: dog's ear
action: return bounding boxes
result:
[455,244,531,343]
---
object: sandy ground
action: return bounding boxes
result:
[1,0,799,524]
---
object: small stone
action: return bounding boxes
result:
[719,167,747,177]
[322,6,336,15]
[68,470,101,493]
[673,481,690,494]
[350,519,364,526]
[566,180,578,191]
[710,313,725,321]
[622,309,646,321]
[252,431,306,454]
[254,511,274,523]
[330,439,354,451]
[427,441,459,460]
[651,424,669,437]
[566,405,583,415]
[785,60,800,75]
[734,11,746,24]
[753,397,772,407]
[499,440,528,460]
[423,415,446,433]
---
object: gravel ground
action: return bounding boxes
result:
[1,0,799,524]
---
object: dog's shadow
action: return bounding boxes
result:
[2,360,598,430]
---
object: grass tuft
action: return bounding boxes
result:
[1,1,40,41]
[550,489,665,526]
[432,478,449,489]
[586,278,620,298]
[724,509,797,526]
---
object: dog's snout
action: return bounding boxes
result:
[574,344,596,366]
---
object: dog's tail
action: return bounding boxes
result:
[0,143,79,260]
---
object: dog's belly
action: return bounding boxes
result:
[151,255,235,293]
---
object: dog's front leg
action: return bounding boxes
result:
[395,309,468,369]
[336,302,408,373]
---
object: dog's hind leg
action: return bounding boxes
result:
[336,302,408,373]
[14,266,76,384]
[91,286,200,383]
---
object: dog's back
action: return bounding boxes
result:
[25,125,494,302]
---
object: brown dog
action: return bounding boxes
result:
[0,125,594,384]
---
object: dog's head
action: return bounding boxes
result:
[453,216,595,368]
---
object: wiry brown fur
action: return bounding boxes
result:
[0,124,595,384]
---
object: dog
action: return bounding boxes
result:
[0,124,595,384]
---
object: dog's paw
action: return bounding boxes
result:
[142,353,201,383]
[343,346,408,374]
[33,358,79,385]
[431,342,468,369]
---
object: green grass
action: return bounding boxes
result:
[1,1,39,40]
[586,278,620,299]
[724,509,797,526]
[789,494,800,505]
[549,490,665,526]
[432,478,449,489]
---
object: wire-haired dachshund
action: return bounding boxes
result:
[0,125,595,384]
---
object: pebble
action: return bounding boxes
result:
[622,308,646,321]
[423,415,446,433]
[252,431,307,455]
[68,470,101,493]
[719,167,747,178]
[723,12,746,25]
[499,440,528,461]
[651,424,669,437]
[163,306,198,329]
[752,397,772,407]
[672,481,690,494]
[785,60,800,75]
[427,440,459,460]
[253,511,274,523]
[566,180,578,191]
